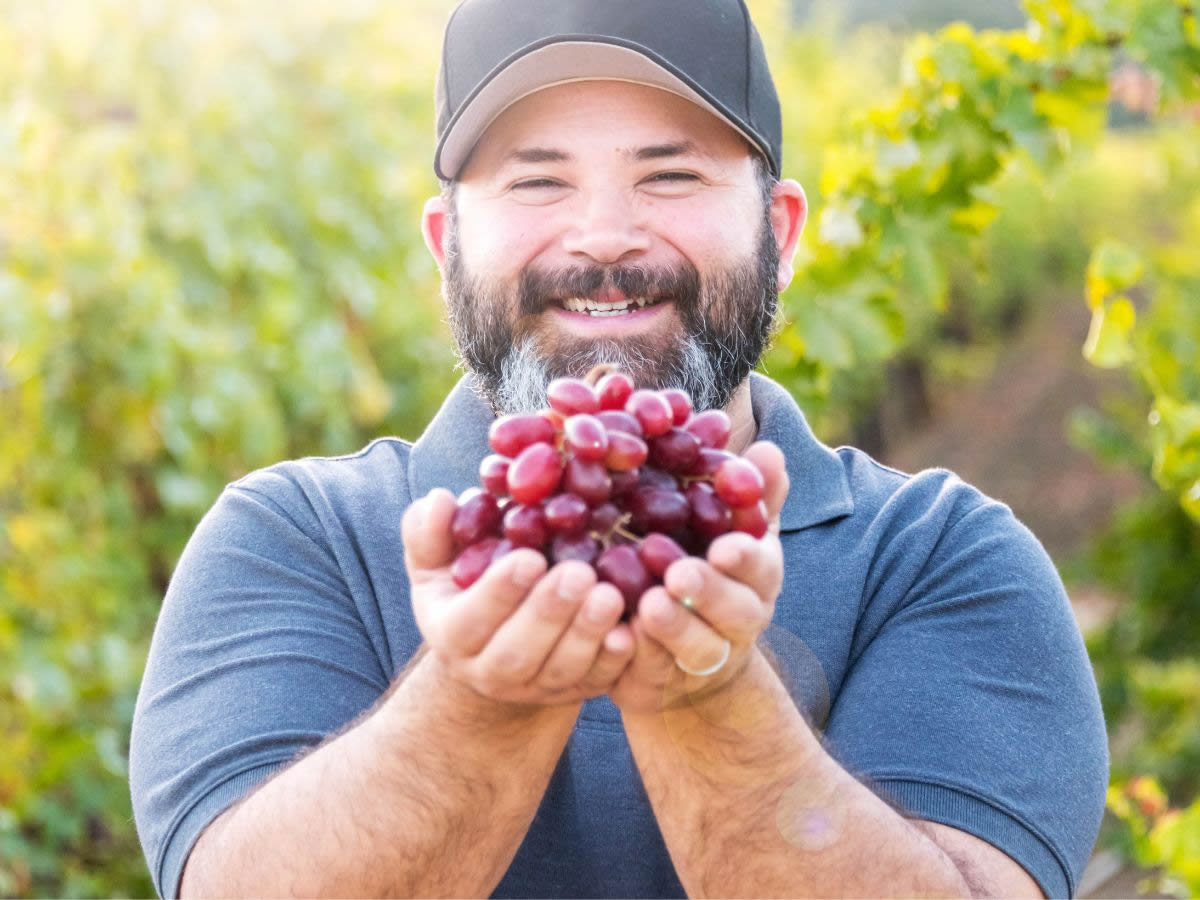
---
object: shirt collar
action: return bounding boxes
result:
[408,373,854,533]
[747,372,855,531]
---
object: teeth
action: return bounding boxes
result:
[560,297,663,315]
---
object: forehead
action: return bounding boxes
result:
[460,80,754,177]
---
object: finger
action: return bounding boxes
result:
[743,441,789,524]
[626,595,678,681]
[470,561,595,685]
[580,621,637,692]
[435,548,547,657]
[534,582,626,691]
[705,531,784,610]
[638,586,731,676]
[402,489,459,573]
[662,556,762,643]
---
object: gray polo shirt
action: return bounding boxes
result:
[129,372,1108,899]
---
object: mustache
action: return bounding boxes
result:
[516,263,702,316]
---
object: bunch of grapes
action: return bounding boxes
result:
[449,368,768,619]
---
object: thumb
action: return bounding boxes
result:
[402,488,459,572]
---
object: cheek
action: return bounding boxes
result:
[642,194,760,261]
[457,205,559,276]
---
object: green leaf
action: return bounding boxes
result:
[1086,241,1146,309]
[1083,295,1138,368]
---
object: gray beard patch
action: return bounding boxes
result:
[491,332,720,416]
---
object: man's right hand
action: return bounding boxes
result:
[402,488,635,707]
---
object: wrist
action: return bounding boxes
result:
[408,650,581,735]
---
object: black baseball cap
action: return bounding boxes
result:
[434,0,783,181]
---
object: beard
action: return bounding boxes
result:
[442,206,780,416]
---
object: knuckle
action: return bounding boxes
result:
[534,584,581,620]
[481,647,534,685]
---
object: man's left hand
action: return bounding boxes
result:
[608,441,789,715]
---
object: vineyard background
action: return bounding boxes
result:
[1,0,1197,896]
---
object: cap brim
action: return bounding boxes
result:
[436,40,765,180]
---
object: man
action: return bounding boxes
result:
[129,1,1108,897]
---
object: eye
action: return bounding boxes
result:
[645,171,700,184]
[512,178,564,191]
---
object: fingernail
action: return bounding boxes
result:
[674,567,703,598]
[586,596,613,625]
[513,553,544,586]
[559,565,592,601]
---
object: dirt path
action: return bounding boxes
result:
[879,296,1148,564]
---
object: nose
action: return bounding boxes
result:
[560,190,651,264]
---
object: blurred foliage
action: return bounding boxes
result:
[0,0,458,893]
[1,0,1198,895]
[1109,775,1200,897]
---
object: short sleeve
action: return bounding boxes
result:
[129,471,391,898]
[823,491,1109,899]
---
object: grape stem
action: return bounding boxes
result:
[590,512,637,550]
[583,363,619,387]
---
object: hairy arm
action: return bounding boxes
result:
[180,650,580,898]
[622,649,980,899]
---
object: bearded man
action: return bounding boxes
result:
[129,2,1108,898]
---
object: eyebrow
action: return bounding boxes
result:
[503,147,571,165]
[500,140,706,168]
[629,141,700,161]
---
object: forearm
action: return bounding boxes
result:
[181,650,580,898]
[621,648,971,899]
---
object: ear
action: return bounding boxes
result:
[769,179,808,292]
[422,194,450,276]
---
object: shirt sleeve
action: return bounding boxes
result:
[822,483,1109,899]
[128,468,392,898]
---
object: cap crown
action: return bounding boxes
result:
[435,0,782,179]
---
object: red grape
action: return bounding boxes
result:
[686,447,736,478]
[638,466,680,492]
[628,487,690,534]
[504,503,549,548]
[508,442,564,505]
[595,545,653,618]
[489,413,556,458]
[730,500,769,538]
[544,493,590,535]
[661,389,693,426]
[610,470,640,499]
[596,371,635,410]
[685,409,732,450]
[451,489,501,548]
[686,481,732,540]
[540,408,566,433]
[625,390,673,438]
[563,414,609,462]
[596,410,644,437]
[547,378,599,416]
[648,427,702,473]
[638,533,687,578]
[713,457,765,507]
[563,457,612,506]
[589,502,624,535]
[479,454,510,497]
[451,537,501,589]
[605,430,649,471]
[550,532,601,565]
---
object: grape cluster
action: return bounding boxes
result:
[449,370,768,619]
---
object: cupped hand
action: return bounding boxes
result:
[608,441,789,715]
[402,488,635,708]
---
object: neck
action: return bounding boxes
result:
[722,378,757,456]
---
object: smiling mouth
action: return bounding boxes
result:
[553,296,671,317]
